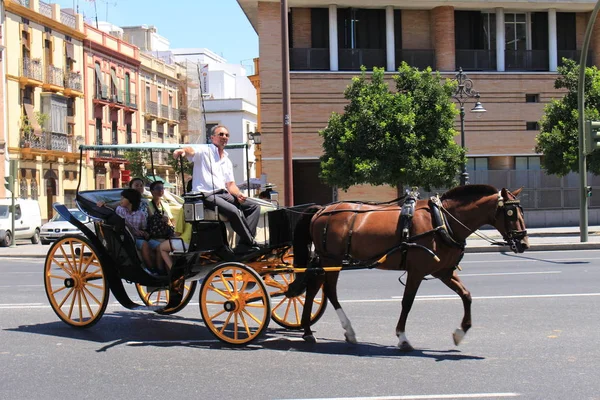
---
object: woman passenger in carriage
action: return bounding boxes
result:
[115,188,157,269]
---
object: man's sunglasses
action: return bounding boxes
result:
[217,132,229,138]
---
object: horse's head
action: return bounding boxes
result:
[492,188,529,253]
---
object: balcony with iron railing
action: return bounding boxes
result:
[24,131,69,152]
[64,71,82,92]
[60,10,76,29]
[160,105,169,120]
[44,65,64,89]
[94,83,109,100]
[455,50,497,71]
[20,57,43,83]
[290,48,330,70]
[125,92,137,109]
[170,108,180,122]
[395,49,436,70]
[15,0,30,7]
[338,48,386,71]
[505,50,549,71]
[145,101,158,117]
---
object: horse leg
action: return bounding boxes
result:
[322,271,357,344]
[436,268,472,346]
[395,272,423,352]
[300,274,323,343]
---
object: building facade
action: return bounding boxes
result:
[4,0,85,219]
[238,0,600,225]
[84,22,140,190]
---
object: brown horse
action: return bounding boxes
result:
[292,184,529,351]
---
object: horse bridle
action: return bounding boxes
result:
[496,193,528,251]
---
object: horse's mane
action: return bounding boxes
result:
[440,184,498,201]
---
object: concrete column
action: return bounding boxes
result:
[431,6,455,71]
[386,6,395,72]
[496,8,505,72]
[329,5,338,71]
[548,9,558,71]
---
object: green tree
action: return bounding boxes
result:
[319,64,463,191]
[536,59,600,175]
[124,150,149,180]
[168,152,193,176]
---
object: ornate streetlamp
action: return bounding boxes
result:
[453,67,486,186]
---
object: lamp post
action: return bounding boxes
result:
[452,67,486,186]
[246,131,262,196]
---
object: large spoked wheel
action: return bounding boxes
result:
[135,280,198,315]
[264,271,328,330]
[200,263,271,345]
[44,235,108,328]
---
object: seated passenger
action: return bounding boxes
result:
[157,205,192,272]
[115,188,160,270]
[96,177,149,217]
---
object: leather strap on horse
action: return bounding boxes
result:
[429,196,466,250]
[321,202,343,253]
[344,203,362,260]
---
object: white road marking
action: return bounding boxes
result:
[3,292,600,309]
[282,392,520,400]
[459,271,561,277]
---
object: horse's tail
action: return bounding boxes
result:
[292,204,323,268]
[286,205,323,298]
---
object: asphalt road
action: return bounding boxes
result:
[1,250,599,400]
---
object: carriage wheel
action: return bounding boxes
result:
[264,271,328,330]
[44,235,108,328]
[135,281,198,315]
[199,263,271,345]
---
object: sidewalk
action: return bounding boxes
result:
[2,226,600,258]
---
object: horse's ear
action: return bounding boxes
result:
[511,187,524,197]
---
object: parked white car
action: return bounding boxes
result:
[40,209,94,245]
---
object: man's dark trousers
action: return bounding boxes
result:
[204,190,260,245]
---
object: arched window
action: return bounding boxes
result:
[30,178,38,200]
[20,178,28,199]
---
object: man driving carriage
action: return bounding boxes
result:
[173,125,261,254]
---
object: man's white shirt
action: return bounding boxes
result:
[188,144,235,193]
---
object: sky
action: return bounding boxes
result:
[50,0,258,69]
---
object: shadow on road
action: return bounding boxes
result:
[6,313,484,360]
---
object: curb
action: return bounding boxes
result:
[465,242,600,253]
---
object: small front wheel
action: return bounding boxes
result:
[135,281,197,315]
[200,263,271,345]
[44,236,108,328]
[264,271,328,330]
[1,231,12,247]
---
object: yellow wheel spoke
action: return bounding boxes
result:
[58,287,75,308]
[82,286,102,307]
[218,312,233,334]
[51,257,72,275]
[239,312,251,337]
[207,284,231,299]
[218,274,233,296]
[59,246,74,272]
[67,289,76,319]
[234,313,239,340]
[204,300,227,305]
[242,308,262,325]
[293,298,301,322]
[245,303,266,308]
[272,296,288,312]
[209,308,227,321]
[50,285,68,296]
[77,290,83,322]
[81,289,93,319]
[69,241,77,273]
[232,271,240,295]
[282,298,293,321]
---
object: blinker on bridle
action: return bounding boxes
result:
[497,195,528,250]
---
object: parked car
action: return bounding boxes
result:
[0,199,42,247]
[40,208,93,245]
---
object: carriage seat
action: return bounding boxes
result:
[183,192,236,247]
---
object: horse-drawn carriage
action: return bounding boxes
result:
[44,143,530,350]
[43,143,326,345]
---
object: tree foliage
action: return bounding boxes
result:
[536,59,600,175]
[319,64,463,191]
[168,152,193,176]
[124,150,149,180]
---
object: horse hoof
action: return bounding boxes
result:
[398,341,414,352]
[302,334,317,343]
[344,333,358,344]
[453,328,465,346]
